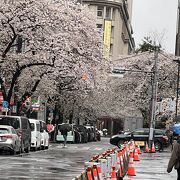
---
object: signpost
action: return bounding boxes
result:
[2,101,9,116]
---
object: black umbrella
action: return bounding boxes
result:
[58,123,72,131]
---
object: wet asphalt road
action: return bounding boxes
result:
[0,138,177,180]
[0,138,114,180]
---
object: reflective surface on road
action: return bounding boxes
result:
[0,138,176,180]
[0,138,113,179]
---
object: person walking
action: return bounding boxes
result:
[167,135,180,180]
[60,127,68,148]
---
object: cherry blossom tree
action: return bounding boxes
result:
[80,51,178,127]
[0,0,104,115]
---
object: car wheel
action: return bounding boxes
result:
[154,141,162,151]
[117,140,124,148]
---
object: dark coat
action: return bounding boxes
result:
[60,128,68,136]
[167,140,180,173]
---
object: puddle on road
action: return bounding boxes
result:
[47,167,76,173]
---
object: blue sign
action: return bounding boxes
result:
[2,101,9,108]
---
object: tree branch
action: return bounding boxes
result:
[2,23,17,58]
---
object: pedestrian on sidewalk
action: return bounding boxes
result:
[167,135,180,180]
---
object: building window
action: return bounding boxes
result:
[106,7,111,19]
[112,8,115,20]
[97,24,103,34]
[97,6,103,17]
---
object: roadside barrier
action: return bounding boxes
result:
[96,163,103,180]
[111,166,117,180]
[92,165,98,180]
[73,140,142,180]
[86,167,93,180]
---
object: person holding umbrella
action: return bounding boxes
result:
[60,124,70,147]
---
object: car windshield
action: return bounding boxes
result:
[0,128,9,134]
[0,117,20,129]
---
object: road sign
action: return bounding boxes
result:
[2,101,9,108]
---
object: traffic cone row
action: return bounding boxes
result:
[144,141,156,153]
[85,140,142,180]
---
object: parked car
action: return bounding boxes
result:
[110,128,169,151]
[73,125,88,143]
[0,115,31,153]
[85,125,96,142]
[29,119,41,151]
[39,120,49,149]
[56,123,75,143]
[73,126,81,143]
[0,125,21,155]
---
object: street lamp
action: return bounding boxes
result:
[173,59,180,121]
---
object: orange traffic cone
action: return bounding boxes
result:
[96,163,103,180]
[137,145,142,154]
[145,142,149,153]
[86,167,93,180]
[92,165,98,180]
[151,142,156,153]
[133,148,140,161]
[111,166,117,180]
[127,152,136,176]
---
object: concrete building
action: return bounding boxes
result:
[81,0,135,61]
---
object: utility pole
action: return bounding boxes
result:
[173,59,180,121]
[149,49,159,148]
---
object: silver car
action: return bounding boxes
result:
[0,125,21,155]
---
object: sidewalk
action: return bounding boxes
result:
[123,147,177,180]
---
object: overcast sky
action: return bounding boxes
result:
[132,0,178,54]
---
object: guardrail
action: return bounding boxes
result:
[73,140,140,180]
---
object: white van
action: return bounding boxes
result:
[29,119,41,151]
[39,120,49,150]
